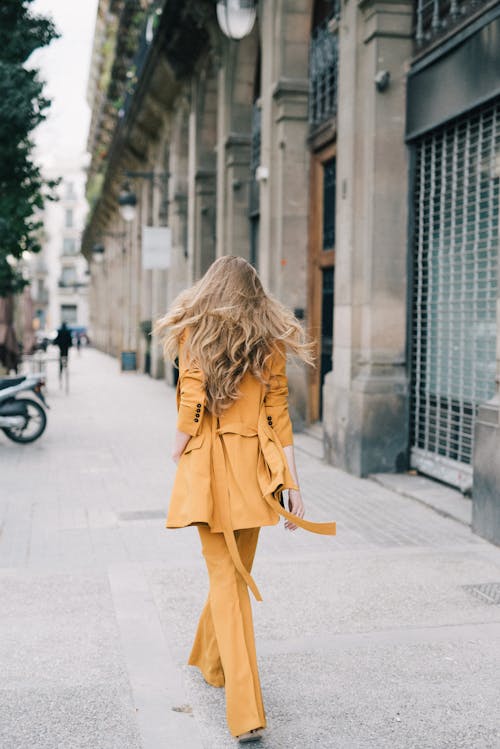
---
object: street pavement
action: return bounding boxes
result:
[1,348,499,749]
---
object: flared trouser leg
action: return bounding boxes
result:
[188,526,265,737]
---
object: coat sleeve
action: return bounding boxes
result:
[264,345,294,447]
[176,336,206,436]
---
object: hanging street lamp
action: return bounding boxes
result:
[216,0,257,40]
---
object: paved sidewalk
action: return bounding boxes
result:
[0,348,499,749]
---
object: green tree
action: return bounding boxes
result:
[0,0,59,296]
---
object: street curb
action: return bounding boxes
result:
[108,563,204,749]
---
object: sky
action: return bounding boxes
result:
[29,0,99,169]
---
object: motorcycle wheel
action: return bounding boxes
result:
[2,398,47,444]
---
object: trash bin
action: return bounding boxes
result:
[120,351,137,371]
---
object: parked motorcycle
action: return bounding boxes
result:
[0,375,48,443]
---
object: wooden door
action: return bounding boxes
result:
[308,144,336,422]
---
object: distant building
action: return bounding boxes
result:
[34,164,89,335]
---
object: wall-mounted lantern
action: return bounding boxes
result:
[216,0,256,40]
[92,243,105,262]
[117,172,169,223]
[118,185,137,223]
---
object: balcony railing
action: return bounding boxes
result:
[415,0,490,48]
[58,280,87,290]
[121,3,162,121]
[309,4,340,129]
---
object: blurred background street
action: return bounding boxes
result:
[1,350,499,748]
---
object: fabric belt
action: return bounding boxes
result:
[210,415,336,602]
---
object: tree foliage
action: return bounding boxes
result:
[0,0,59,296]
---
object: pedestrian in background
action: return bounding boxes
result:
[53,321,72,376]
[155,256,336,744]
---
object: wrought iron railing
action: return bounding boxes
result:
[309,6,340,128]
[121,3,162,120]
[415,0,490,47]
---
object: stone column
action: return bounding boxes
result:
[216,64,227,260]
[109,226,126,358]
[215,35,257,260]
[258,0,311,425]
[187,79,198,285]
[195,170,216,276]
[150,145,170,380]
[323,0,414,475]
[168,103,190,298]
[138,176,151,373]
[224,134,252,259]
[271,79,310,427]
[188,71,217,280]
[128,195,143,358]
[195,65,217,276]
[164,103,190,385]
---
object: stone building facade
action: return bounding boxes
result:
[27,162,89,337]
[83,0,500,537]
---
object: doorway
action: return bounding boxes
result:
[308,144,336,422]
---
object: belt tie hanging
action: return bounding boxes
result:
[209,403,336,602]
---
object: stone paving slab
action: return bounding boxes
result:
[150,545,500,651]
[0,570,141,749]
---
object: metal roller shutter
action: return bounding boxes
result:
[410,99,499,491]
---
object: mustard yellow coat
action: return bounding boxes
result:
[166,337,336,601]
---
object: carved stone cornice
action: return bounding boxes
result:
[272,77,309,100]
[225,133,252,149]
[273,77,309,123]
[357,0,414,43]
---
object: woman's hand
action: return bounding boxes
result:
[172,429,191,464]
[285,488,305,531]
[282,445,304,531]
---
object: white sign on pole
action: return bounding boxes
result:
[142,226,171,270]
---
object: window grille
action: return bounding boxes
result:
[309,1,340,128]
[410,99,499,490]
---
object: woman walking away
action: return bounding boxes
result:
[155,256,336,744]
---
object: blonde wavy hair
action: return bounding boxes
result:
[153,256,314,415]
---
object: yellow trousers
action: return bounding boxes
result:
[188,525,266,737]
